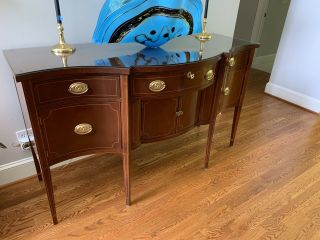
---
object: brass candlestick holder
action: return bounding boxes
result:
[195,18,212,42]
[51,23,75,56]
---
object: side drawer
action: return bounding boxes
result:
[38,102,121,163]
[35,76,120,104]
[220,49,251,110]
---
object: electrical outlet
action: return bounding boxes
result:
[16,128,34,150]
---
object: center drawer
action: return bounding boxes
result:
[38,102,122,164]
[34,76,120,104]
[131,62,218,97]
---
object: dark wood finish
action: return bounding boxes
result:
[131,60,218,98]
[141,97,179,141]
[30,143,42,182]
[120,75,131,206]
[35,76,119,104]
[177,91,199,131]
[38,102,122,165]
[4,37,258,224]
[219,48,257,146]
[204,59,226,168]
[3,70,320,240]
[229,48,256,146]
[131,99,142,149]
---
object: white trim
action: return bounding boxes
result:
[0,155,91,186]
[0,157,36,186]
[252,54,276,73]
[251,0,270,42]
[265,82,320,113]
[0,157,34,171]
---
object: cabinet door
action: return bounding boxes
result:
[141,98,179,141]
[177,91,199,131]
[39,102,122,164]
[197,85,215,125]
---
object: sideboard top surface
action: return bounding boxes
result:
[4,33,258,78]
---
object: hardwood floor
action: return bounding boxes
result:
[1,69,320,240]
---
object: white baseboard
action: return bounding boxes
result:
[265,82,320,113]
[0,157,36,186]
[253,54,276,73]
[0,155,91,186]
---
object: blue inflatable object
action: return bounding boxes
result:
[93,0,203,48]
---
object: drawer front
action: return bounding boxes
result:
[39,103,121,162]
[226,50,249,70]
[221,69,246,109]
[132,62,218,97]
[35,76,119,104]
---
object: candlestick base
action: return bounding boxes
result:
[51,43,75,55]
[195,18,212,42]
[195,32,212,41]
[51,23,75,56]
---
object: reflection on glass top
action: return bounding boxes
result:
[4,33,257,75]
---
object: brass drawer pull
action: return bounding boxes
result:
[176,110,184,117]
[187,72,195,79]
[68,82,89,95]
[149,80,166,92]
[228,57,236,67]
[206,70,215,81]
[74,123,93,135]
[223,87,231,96]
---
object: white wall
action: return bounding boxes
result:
[233,0,259,41]
[265,0,320,113]
[205,0,240,37]
[0,0,240,185]
[257,0,291,57]
[0,0,105,168]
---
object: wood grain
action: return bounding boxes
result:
[1,69,320,240]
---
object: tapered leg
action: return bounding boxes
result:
[30,144,42,181]
[120,75,131,205]
[230,104,242,147]
[204,58,228,169]
[41,166,58,224]
[204,118,217,169]
[123,152,131,205]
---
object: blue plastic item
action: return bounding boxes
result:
[93,0,203,48]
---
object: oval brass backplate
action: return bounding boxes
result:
[206,70,215,81]
[224,87,231,96]
[74,123,93,135]
[149,80,166,92]
[228,57,236,67]
[68,82,89,95]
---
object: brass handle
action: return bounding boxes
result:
[223,87,231,96]
[187,72,195,79]
[228,57,236,67]
[176,110,184,117]
[74,123,93,135]
[149,80,166,92]
[206,70,215,81]
[68,82,89,95]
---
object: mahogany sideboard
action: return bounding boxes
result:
[4,34,258,224]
